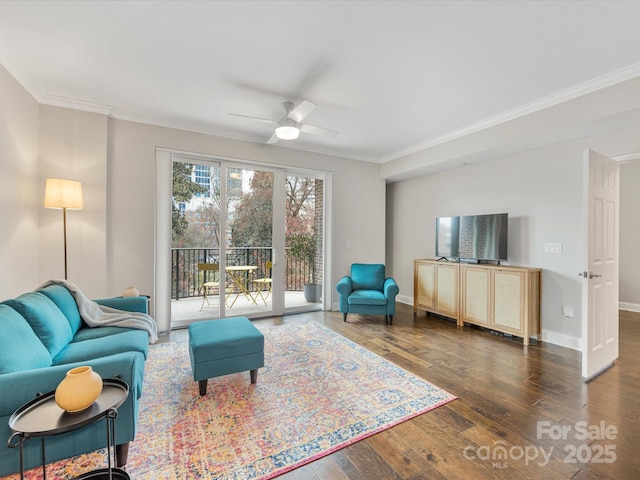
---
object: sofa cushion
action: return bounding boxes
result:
[53,330,150,365]
[38,284,82,335]
[0,305,51,373]
[351,263,385,291]
[3,292,73,358]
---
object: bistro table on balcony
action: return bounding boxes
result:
[225,265,258,308]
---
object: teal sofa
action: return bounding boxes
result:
[0,284,151,476]
[336,263,399,325]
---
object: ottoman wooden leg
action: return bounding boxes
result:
[199,379,208,396]
[250,369,258,384]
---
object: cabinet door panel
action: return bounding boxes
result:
[416,262,435,309]
[493,271,524,332]
[462,267,490,325]
[436,264,458,316]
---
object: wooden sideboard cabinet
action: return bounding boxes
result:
[413,259,459,321]
[460,264,541,345]
[414,259,542,345]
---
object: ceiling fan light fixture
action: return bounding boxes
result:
[275,125,300,140]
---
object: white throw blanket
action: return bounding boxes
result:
[38,279,158,343]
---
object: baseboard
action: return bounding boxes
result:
[619,302,640,313]
[401,296,581,350]
[397,295,412,306]
[541,330,582,351]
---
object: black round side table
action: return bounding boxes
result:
[8,379,130,480]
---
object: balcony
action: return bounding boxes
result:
[170,247,321,326]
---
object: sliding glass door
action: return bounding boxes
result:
[164,153,326,329]
[224,165,274,316]
[284,174,324,311]
[169,159,223,327]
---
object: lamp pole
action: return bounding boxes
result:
[62,207,68,280]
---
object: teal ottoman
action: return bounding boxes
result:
[188,317,264,396]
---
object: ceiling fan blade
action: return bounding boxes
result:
[229,113,278,124]
[287,100,316,123]
[299,123,339,137]
[266,131,280,144]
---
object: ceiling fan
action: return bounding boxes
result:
[229,100,339,144]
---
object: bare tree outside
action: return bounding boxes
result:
[171,161,322,301]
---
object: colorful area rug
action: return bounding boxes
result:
[5,321,455,479]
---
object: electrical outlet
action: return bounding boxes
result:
[545,242,562,254]
[562,306,574,318]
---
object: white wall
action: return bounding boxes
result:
[105,119,386,314]
[388,143,584,348]
[3,57,636,345]
[620,160,640,311]
[0,64,40,297]
[39,106,109,297]
[0,64,386,314]
[387,124,640,350]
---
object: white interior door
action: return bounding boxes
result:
[582,149,619,379]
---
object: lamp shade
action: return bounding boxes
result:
[275,125,300,140]
[44,179,84,210]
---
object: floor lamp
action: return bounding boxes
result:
[44,178,84,280]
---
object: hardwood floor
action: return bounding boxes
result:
[250,305,640,479]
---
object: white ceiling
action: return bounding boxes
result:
[2,0,640,166]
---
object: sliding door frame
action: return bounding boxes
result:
[155,148,332,331]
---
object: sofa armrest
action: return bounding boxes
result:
[95,296,149,314]
[0,352,143,417]
[0,352,144,475]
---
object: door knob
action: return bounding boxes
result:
[579,271,602,279]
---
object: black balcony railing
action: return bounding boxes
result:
[171,247,315,300]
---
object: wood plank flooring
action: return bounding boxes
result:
[249,305,640,479]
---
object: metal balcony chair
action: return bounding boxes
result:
[253,261,273,306]
[198,263,221,311]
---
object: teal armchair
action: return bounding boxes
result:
[336,263,399,325]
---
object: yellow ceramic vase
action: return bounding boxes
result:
[55,366,103,413]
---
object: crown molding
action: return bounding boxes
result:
[40,93,115,116]
[381,62,640,163]
[5,34,637,168]
[41,97,378,163]
[614,152,640,163]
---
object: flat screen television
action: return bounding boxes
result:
[436,213,508,262]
